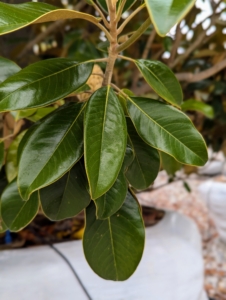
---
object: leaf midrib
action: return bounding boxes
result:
[56,170,71,218]
[95,86,110,194]
[108,217,118,280]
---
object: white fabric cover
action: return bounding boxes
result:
[0,211,207,300]
[199,180,226,243]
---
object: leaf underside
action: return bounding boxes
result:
[0,2,100,35]
[145,0,196,36]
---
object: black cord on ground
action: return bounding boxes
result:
[49,244,92,300]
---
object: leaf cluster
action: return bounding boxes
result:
[0,0,208,281]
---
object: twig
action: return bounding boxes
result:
[0,134,14,142]
[171,2,222,68]
[168,22,182,66]
[176,58,226,82]
[141,29,156,59]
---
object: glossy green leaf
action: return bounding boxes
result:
[26,107,57,122]
[0,213,7,233]
[122,142,135,172]
[18,103,85,201]
[145,0,195,36]
[1,179,39,232]
[15,108,37,121]
[95,169,127,219]
[5,131,27,183]
[40,162,90,221]
[118,89,134,115]
[0,58,93,112]
[0,141,4,170]
[160,151,181,175]
[0,169,8,233]
[181,99,214,119]
[84,86,127,199]
[0,57,21,83]
[83,191,145,281]
[135,59,183,107]
[0,2,100,35]
[127,97,208,166]
[126,118,160,189]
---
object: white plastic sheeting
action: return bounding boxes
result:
[0,211,207,300]
[199,180,226,244]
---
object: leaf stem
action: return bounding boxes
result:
[96,23,113,41]
[110,83,128,98]
[103,0,118,85]
[116,0,127,22]
[117,18,151,52]
[0,134,14,142]
[117,55,135,63]
[85,58,109,63]
[117,4,146,35]
[93,2,110,29]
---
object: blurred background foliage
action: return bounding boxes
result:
[1,0,226,244]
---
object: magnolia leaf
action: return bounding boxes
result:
[0,170,8,233]
[127,97,208,166]
[0,214,7,233]
[0,58,93,112]
[26,107,57,122]
[0,57,21,83]
[5,130,27,183]
[160,151,181,175]
[18,103,85,201]
[1,179,39,232]
[40,162,90,221]
[126,118,160,189]
[135,59,183,107]
[84,86,127,199]
[94,169,127,219]
[83,191,145,281]
[0,2,100,35]
[122,142,135,172]
[145,0,196,36]
[181,99,214,119]
[0,142,4,171]
[15,109,37,121]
